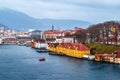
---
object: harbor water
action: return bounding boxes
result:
[0,45,120,80]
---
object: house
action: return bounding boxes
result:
[95,54,113,62]
[44,28,84,43]
[31,39,48,49]
[44,30,63,43]
[3,36,16,44]
[48,42,90,58]
[29,30,44,39]
[44,30,63,39]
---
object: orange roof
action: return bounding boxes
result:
[44,30,62,34]
[116,49,120,58]
[63,28,84,35]
[60,42,89,50]
[44,28,84,35]
[95,54,112,57]
[76,43,90,50]
[5,38,15,40]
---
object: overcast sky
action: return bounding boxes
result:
[0,0,120,23]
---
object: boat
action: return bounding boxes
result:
[39,58,45,61]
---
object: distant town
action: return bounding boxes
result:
[0,21,120,45]
[0,21,120,64]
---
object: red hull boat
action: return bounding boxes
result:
[39,58,45,61]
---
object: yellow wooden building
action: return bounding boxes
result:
[48,43,90,58]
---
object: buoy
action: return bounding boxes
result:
[39,58,45,61]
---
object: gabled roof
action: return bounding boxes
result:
[44,30,62,34]
[59,42,90,50]
[116,49,120,58]
[5,38,15,40]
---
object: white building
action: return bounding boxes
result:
[0,38,3,44]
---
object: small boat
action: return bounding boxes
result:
[39,58,45,61]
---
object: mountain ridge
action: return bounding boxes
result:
[0,8,91,31]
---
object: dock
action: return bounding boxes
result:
[49,51,66,56]
[37,49,51,53]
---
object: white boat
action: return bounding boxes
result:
[34,42,48,49]
[83,54,95,60]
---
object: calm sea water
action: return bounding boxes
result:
[0,45,120,80]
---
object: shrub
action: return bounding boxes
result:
[85,43,120,54]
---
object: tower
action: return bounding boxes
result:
[52,25,54,31]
